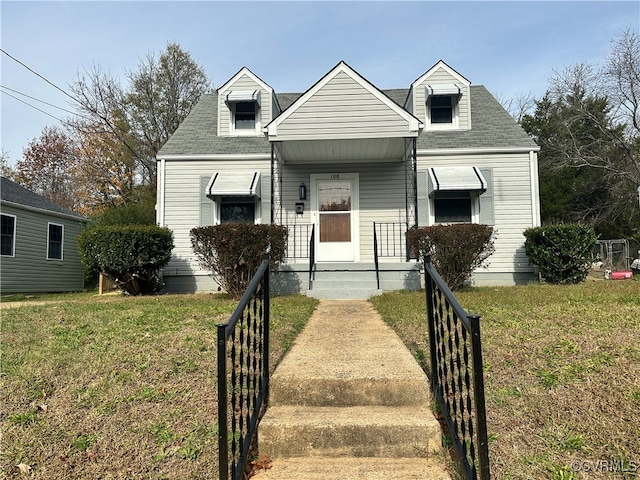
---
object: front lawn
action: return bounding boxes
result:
[371,279,640,480]
[1,293,318,479]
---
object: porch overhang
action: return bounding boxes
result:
[272,137,413,164]
[264,61,422,163]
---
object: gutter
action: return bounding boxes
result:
[0,200,87,223]
[418,146,540,156]
[156,153,272,161]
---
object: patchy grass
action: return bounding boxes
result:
[371,279,640,480]
[1,293,318,479]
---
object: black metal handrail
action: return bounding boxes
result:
[373,222,409,289]
[217,255,270,480]
[373,223,380,289]
[285,223,314,259]
[308,224,315,290]
[424,255,490,480]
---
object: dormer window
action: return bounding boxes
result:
[430,96,453,124]
[226,90,261,134]
[426,84,461,128]
[234,102,256,130]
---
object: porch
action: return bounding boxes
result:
[273,222,421,299]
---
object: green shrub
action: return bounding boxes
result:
[408,223,495,291]
[190,224,288,299]
[77,225,174,295]
[524,224,597,284]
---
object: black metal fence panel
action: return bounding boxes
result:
[218,255,270,480]
[424,255,490,480]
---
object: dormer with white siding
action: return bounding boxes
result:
[217,67,278,137]
[408,60,471,131]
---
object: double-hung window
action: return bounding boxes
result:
[220,198,256,224]
[234,102,257,131]
[430,96,453,124]
[47,223,64,260]
[426,85,460,128]
[433,192,472,223]
[226,90,261,134]
[1,214,16,256]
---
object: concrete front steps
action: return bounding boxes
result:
[306,262,421,300]
[257,300,450,480]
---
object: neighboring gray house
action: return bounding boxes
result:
[156,60,541,297]
[1,176,86,293]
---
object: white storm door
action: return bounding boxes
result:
[312,174,359,262]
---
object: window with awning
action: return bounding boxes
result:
[225,91,261,132]
[207,172,261,198]
[426,84,461,126]
[427,166,487,224]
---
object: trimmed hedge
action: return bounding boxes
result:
[77,225,174,295]
[524,224,597,284]
[190,224,288,299]
[408,223,495,291]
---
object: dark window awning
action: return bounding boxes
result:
[207,172,261,198]
[426,84,461,97]
[428,166,486,195]
[225,90,261,106]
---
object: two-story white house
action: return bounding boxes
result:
[156,60,540,297]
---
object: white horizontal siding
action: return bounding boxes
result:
[417,151,535,273]
[413,66,471,130]
[162,159,271,276]
[279,163,407,262]
[0,204,85,293]
[218,74,271,137]
[276,72,413,140]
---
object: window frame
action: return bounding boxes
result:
[431,191,480,225]
[230,101,260,135]
[217,196,258,224]
[426,94,459,129]
[47,222,64,261]
[1,213,16,257]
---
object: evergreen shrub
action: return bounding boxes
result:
[190,224,288,299]
[77,225,174,295]
[523,224,597,284]
[408,223,495,291]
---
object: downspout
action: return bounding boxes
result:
[529,150,541,226]
[157,158,166,227]
[270,143,275,225]
[413,138,418,229]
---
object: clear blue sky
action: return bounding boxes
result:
[1,1,638,165]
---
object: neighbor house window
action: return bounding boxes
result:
[220,198,256,224]
[1,214,16,256]
[434,192,472,223]
[47,223,64,260]
[233,102,257,131]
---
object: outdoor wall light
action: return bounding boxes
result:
[299,183,307,200]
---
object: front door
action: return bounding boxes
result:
[312,173,359,262]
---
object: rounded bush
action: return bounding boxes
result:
[77,225,174,295]
[408,223,495,291]
[190,224,287,299]
[524,224,597,284]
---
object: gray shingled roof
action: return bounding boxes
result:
[418,86,538,150]
[158,84,536,157]
[1,176,86,220]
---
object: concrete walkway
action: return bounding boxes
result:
[256,300,451,480]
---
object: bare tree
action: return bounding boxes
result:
[70,42,211,189]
